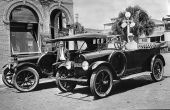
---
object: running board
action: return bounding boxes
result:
[59,78,88,83]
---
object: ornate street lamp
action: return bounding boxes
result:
[121,12,135,42]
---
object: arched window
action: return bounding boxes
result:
[50,9,68,39]
[10,6,40,54]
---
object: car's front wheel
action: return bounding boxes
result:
[2,68,13,88]
[151,58,164,82]
[90,66,113,98]
[13,67,39,92]
[56,69,76,92]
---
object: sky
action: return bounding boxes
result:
[73,0,170,30]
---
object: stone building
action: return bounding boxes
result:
[0,0,74,68]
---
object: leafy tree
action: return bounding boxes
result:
[74,22,85,34]
[111,5,155,41]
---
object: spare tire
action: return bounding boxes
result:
[109,52,127,77]
[37,52,56,76]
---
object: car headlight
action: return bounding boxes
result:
[82,61,89,71]
[65,61,72,70]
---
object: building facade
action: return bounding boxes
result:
[0,0,74,68]
[138,19,165,43]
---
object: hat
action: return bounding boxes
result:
[128,33,134,37]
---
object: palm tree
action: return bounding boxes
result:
[111,5,155,42]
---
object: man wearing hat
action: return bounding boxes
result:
[124,33,138,50]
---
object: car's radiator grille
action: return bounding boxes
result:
[74,67,86,77]
[74,56,84,63]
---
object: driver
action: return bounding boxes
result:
[123,33,138,50]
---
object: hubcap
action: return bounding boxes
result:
[16,72,35,89]
[154,62,162,79]
[95,71,111,95]
[59,69,75,91]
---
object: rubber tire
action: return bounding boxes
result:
[13,67,39,92]
[56,69,76,92]
[2,68,13,88]
[90,66,113,98]
[151,58,164,82]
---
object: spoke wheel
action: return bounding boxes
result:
[151,59,164,82]
[56,69,76,92]
[90,66,113,98]
[2,68,14,88]
[13,67,39,92]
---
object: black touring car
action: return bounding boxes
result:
[47,33,165,98]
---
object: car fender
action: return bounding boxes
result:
[2,64,8,69]
[2,64,14,73]
[90,61,118,79]
[150,54,165,71]
[58,63,67,69]
[15,62,42,75]
[90,61,108,70]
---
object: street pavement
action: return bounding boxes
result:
[0,73,2,85]
[0,53,170,110]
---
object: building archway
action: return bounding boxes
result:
[10,5,40,54]
[3,0,43,24]
[49,4,73,39]
[50,9,69,39]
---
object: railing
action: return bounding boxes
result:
[138,42,169,53]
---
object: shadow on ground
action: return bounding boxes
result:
[56,75,169,101]
[15,75,169,101]
[35,81,57,91]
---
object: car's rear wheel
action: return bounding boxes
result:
[2,68,13,88]
[56,69,76,92]
[151,58,164,82]
[90,66,113,98]
[13,67,39,92]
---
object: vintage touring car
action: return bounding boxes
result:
[2,49,57,92]
[47,33,166,98]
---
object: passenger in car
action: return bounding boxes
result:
[123,33,138,50]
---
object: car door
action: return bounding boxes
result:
[133,49,152,68]
[124,50,136,70]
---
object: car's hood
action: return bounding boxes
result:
[81,49,114,61]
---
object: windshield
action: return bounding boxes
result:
[66,39,98,51]
[76,41,87,50]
